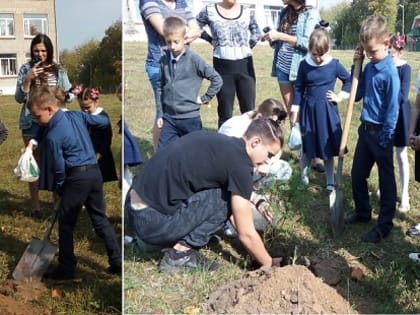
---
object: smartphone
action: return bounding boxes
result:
[30,57,42,67]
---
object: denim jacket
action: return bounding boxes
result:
[271,7,320,81]
[15,62,72,130]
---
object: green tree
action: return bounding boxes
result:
[368,0,398,32]
[59,21,121,92]
[92,20,122,93]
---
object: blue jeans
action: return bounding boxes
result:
[145,64,160,119]
[126,188,230,249]
[158,114,202,150]
[351,124,396,234]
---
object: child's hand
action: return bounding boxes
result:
[326,90,341,103]
[289,112,297,127]
[353,45,364,64]
[409,135,420,150]
[256,162,269,176]
[156,118,163,129]
[353,49,364,63]
[256,200,274,224]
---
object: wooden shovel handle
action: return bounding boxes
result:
[339,48,364,157]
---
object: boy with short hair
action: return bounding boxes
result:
[126,118,285,274]
[345,15,400,243]
[156,16,222,149]
[27,86,121,279]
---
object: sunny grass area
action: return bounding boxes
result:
[124,40,420,314]
[0,94,122,314]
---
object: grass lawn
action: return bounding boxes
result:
[124,40,420,314]
[0,94,122,314]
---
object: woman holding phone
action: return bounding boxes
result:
[15,33,72,219]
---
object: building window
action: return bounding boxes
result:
[0,54,17,77]
[23,14,48,37]
[264,6,282,28]
[0,13,14,37]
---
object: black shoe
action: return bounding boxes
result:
[344,213,371,224]
[361,227,386,243]
[44,266,75,280]
[107,264,122,275]
[311,163,325,173]
[406,224,420,238]
[159,248,219,274]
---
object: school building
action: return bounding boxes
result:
[124,0,319,42]
[0,0,57,95]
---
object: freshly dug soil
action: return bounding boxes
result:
[205,264,357,314]
[0,279,49,315]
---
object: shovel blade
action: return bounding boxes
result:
[12,237,57,281]
[329,189,344,238]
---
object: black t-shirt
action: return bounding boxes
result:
[133,131,254,215]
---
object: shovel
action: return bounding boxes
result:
[12,198,60,281]
[330,54,363,238]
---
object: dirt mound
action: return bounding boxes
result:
[0,279,49,315]
[205,264,357,314]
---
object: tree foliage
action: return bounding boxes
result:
[321,0,419,49]
[59,20,122,93]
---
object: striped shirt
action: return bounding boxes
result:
[276,23,297,75]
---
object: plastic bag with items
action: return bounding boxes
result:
[14,148,40,182]
[288,123,302,151]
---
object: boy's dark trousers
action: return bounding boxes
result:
[58,166,121,274]
[127,188,229,249]
[351,125,396,235]
[158,114,202,150]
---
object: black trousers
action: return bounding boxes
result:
[214,56,256,127]
[58,167,121,273]
[351,125,396,234]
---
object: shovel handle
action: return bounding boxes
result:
[339,47,364,157]
[42,196,61,241]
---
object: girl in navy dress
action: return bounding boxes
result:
[390,34,411,212]
[74,85,118,183]
[290,28,351,191]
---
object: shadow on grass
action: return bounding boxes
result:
[0,189,54,218]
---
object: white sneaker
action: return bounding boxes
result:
[398,204,410,213]
[408,253,420,263]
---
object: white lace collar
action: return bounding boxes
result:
[305,54,333,67]
[91,107,104,115]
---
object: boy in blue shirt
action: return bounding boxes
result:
[156,16,222,149]
[345,15,400,243]
[27,86,121,279]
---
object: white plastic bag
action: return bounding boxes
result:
[288,123,302,151]
[14,147,40,182]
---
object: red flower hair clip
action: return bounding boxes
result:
[394,35,405,50]
[90,88,100,100]
[72,85,84,96]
